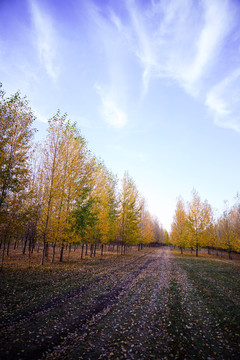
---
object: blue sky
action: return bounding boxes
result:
[1,0,240,230]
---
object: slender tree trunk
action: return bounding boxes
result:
[85,244,88,256]
[101,244,104,256]
[81,244,84,260]
[196,242,199,257]
[59,244,64,262]
[52,242,56,263]
[180,247,183,255]
[93,243,97,257]
[14,241,17,250]
[90,244,93,258]
[23,237,28,255]
[1,237,6,271]
[7,239,10,256]
[41,232,46,265]
[28,238,32,268]
[68,244,71,261]
[45,242,49,259]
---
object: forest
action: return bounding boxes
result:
[1,84,240,273]
[1,84,240,271]
[0,85,167,270]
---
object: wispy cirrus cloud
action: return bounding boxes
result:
[94,84,128,129]
[29,0,59,81]
[87,3,131,129]
[206,69,240,132]
[100,0,240,132]
[123,0,234,96]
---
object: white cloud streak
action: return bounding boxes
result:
[103,0,240,132]
[29,0,59,80]
[94,84,128,128]
[206,69,240,132]
[124,0,234,96]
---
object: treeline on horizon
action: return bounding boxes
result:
[170,190,240,258]
[0,85,167,270]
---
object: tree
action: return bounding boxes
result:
[0,85,35,270]
[118,172,141,252]
[217,202,235,259]
[139,199,154,247]
[37,113,90,264]
[231,196,240,253]
[171,197,188,254]
[187,189,211,257]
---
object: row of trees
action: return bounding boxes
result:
[0,85,166,269]
[170,190,240,258]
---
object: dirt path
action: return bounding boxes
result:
[1,248,239,360]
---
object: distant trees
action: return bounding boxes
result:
[170,190,240,257]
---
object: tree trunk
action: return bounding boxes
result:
[93,243,97,257]
[59,244,64,262]
[85,244,88,256]
[90,244,92,257]
[28,238,32,268]
[51,242,56,263]
[180,247,183,255]
[23,237,28,255]
[45,242,49,259]
[0,237,6,271]
[68,244,71,261]
[7,239,10,256]
[81,244,84,260]
[101,244,104,256]
[196,242,199,257]
[41,238,46,265]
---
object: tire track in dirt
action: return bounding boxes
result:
[0,251,153,331]
[0,254,157,360]
[44,248,173,360]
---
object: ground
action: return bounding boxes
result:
[0,247,240,359]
